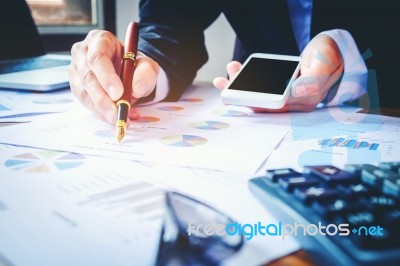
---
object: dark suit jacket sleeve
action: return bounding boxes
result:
[311,0,400,109]
[137,0,222,101]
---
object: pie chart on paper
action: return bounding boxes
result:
[159,134,208,147]
[211,109,248,117]
[4,150,86,173]
[189,121,230,130]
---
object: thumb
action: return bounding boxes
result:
[291,52,334,98]
[131,55,159,101]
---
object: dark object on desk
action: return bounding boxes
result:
[156,192,243,266]
[249,162,400,266]
[0,0,70,92]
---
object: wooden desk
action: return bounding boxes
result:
[268,250,315,266]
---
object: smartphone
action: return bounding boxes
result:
[220,53,301,109]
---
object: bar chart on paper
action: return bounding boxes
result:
[71,176,166,223]
[318,138,380,150]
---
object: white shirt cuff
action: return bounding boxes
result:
[319,29,368,106]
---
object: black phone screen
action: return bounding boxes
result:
[228,57,299,95]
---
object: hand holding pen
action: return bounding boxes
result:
[69,24,161,128]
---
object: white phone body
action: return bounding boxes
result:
[221,53,301,109]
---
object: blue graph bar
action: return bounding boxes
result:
[370,143,379,150]
[346,140,357,148]
[319,138,379,150]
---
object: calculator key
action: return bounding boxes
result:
[294,185,337,204]
[312,199,357,219]
[265,168,300,182]
[359,195,397,212]
[361,169,394,189]
[278,175,319,192]
[382,175,400,198]
[379,162,400,172]
[337,183,374,200]
[341,210,377,226]
[304,165,359,184]
[344,164,379,176]
[382,209,400,233]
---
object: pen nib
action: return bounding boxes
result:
[116,126,125,143]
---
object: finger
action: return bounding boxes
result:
[75,59,117,124]
[84,74,117,124]
[131,56,159,100]
[128,107,140,120]
[70,41,89,97]
[292,56,341,98]
[251,102,316,113]
[291,74,329,98]
[70,64,112,123]
[292,61,343,99]
[86,30,124,101]
[213,77,229,90]
[226,61,242,79]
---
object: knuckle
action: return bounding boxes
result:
[89,30,114,45]
[93,91,107,105]
[81,69,96,86]
[87,50,106,67]
[70,42,82,55]
[87,29,102,38]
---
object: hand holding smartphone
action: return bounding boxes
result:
[220,53,301,109]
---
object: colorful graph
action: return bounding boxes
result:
[212,109,248,117]
[0,104,11,111]
[157,106,184,111]
[318,138,380,150]
[189,121,230,130]
[135,116,160,123]
[5,150,85,173]
[180,98,203,102]
[33,98,73,104]
[159,134,208,147]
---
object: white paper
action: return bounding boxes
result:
[261,112,400,172]
[0,144,164,266]
[0,89,80,122]
[0,144,300,266]
[0,86,290,174]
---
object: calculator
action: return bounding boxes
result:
[249,162,400,266]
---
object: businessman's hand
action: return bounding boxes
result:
[69,30,160,124]
[213,34,344,112]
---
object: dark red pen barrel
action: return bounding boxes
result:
[118,21,139,103]
[119,58,135,102]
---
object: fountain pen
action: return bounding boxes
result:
[116,22,139,143]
